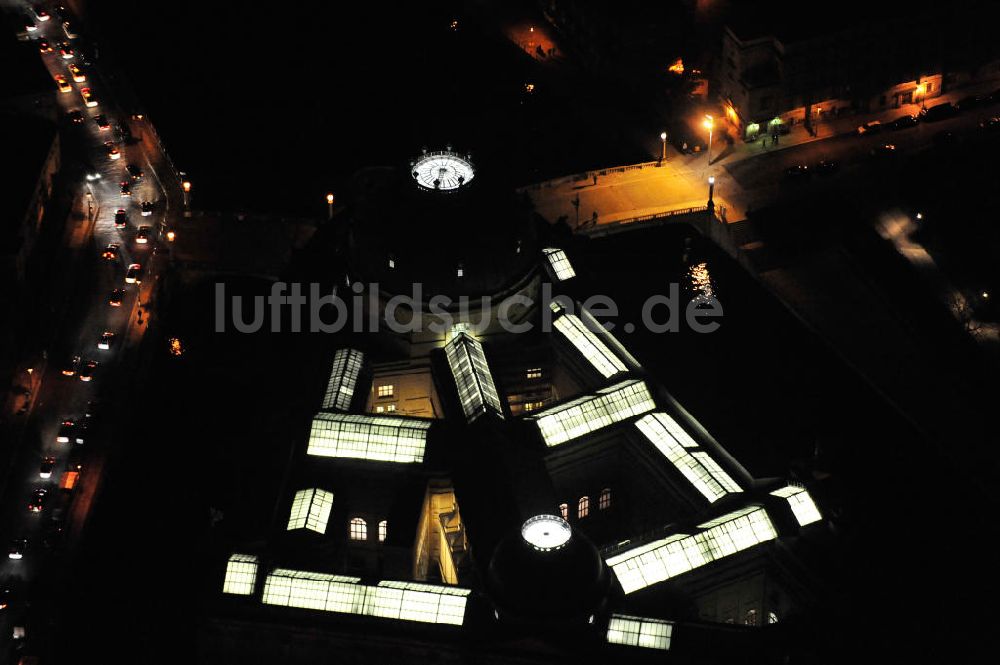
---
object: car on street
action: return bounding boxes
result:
[125,263,142,284]
[67,109,84,123]
[0,587,12,610]
[141,200,154,216]
[870,143,897,157]
[39,457,56,480]
[23,14,37,32]
[68,63,86,82]
[54,74,72,94]
[56,419,76,443]
[63,20,79,39]
[887,114,918,130]
[956,94,987,111]
[8,539,27,560]
[58,42,75,59]
[32,5,50,21]
[979,116,1000,132]
[120,181,132,197]
[61,355,80,376]
[105,141,120,159]
[38,39,53,53]
[783,164,810,180]
[28,489,48,513]
[856,121,882,136]
[95,114,110,130]
[813,159,840,175]
[126,164,144,181]
[114,209,129,229]
[85,167,102,181]
[82,87,98,107]
[101,243,119,260]
[109,288,125,306]
[136,225,152,245]
[79,359,98,382]
[919,102,958,122]
[98,331,115,350]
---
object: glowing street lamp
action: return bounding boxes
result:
[659,131,668,162]
[703,114,715,166]
[326,192,335,220]
[182,180,192,217]
[707,175,716,214]
[915,82,927,110]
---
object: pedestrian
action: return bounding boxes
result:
[592,174,598,186]
[592,210,598,225]
[761,137,767,151]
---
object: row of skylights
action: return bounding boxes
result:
[553,312,629,379]
[532,379,656,447]
[321,348,364,411]
[260,569,470,625]
[444,332,505,422]
[605,506,778,594]
[543,247,576,281]
[770,484,823,526]
[307,413,432,464]
[635,413,742,502]
[606,614,674,651]
[223,554,260,595]
[287,488,334,534]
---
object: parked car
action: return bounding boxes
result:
[870,143,897,157]
[919,102,958,122]
[856,121,882,136]
[887,114,918,130]
[813,159,840,175]
[783,164,810,180]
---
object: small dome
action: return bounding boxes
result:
[487,516,610,625]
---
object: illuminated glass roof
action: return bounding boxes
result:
[411,150,475,191]
[635,413,742,502]
[445,332,504,421]
[532,379,656,447]
[521,515,572,551]
[321,348,364,411]
[543,248,576,281]
[261,569,470,625]
[223,554,259,596]
[553,312,629,379]
[606,614,673,650]
[770,484,822,526]
[606,506,778,594]
[308,413,433,464]
[287,488,334,534]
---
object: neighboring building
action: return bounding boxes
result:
[715,2,1000,140]
[203,150,828,663]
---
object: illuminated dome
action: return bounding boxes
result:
[521,515,571,552]
[411,150,475,191]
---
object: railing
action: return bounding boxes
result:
[518,159,664,192]
[580,205,712,236]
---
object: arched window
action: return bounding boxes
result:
[744,609,758,626]
[767,611,779,625]
[378,519,388,543]
[578,496,590,519]
[559,503,569,520]
[598,488,611,510]
[349,517,367,541]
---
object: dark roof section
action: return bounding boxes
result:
[0,113,57,252]
[0,32,52,102]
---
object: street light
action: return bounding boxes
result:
[707,175,716,213]
[659,131,668,162]
[703,115,714,166]
[182,180,192,217]
[915,82,927,110]
[326,193,335,220]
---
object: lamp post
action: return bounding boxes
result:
[703,115,714,166]
[659,131,668,162]
[915,82,927,110]
[182,180,192,217]
[85,190,93,222]
[326,193,335,220]
[707,175,716,214]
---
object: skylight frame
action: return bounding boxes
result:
[321,348,364,411]
[533,379,656,447]
[307,413,432,464]
[445,332,504,422]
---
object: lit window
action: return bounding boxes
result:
[553,312,627,379]
[388,256,395,269]
[456,265,464,278]
[606,614,673,651]
[578,496,590,519]
[532,379,656,447]
[523,401,544,412]
[287,488,334,534]
[445,332,504,422]
[386,403,396,412]
[559,503,569,519]
[744,609,758,626]
[377,384,394,398]
[321,348,364,411]
[543,248,576,281]
[350,517,367,541]
[378,520,388,543]
[308,413,431,464]
[599,488,611,510]
[767,611,779,624]
[770,484,822,526]
[222,554,259,595]
[526,367,542,380]
[375,405,385,414]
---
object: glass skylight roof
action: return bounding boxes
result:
[321,348,364,411]
[634,413,742,502]
[533,379,656,447]
[553,312,628,379]
[521,514,572,551]
[606,614,674,650]
[287,488,334,534]
[223,554,259,595]
[308,413,432,464]
[543,247,576,281]
[261,569,470,625]
[770,484,822,526]
[445,332,504,422]
[605,506,778,593]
